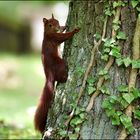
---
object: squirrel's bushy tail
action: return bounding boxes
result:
[34,78,54,133]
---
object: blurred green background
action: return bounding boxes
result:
[0,1,68,139]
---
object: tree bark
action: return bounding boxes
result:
[44,0,140,139]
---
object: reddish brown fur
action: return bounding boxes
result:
[34,14,80,133]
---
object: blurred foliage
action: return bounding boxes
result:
[0,1,69,30]
[0,53,44,138]
[0,119,41,139]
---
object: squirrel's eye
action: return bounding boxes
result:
[49,24,52,28]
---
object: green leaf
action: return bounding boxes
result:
[99,69,108,76]
[113,1,125,8]
[120,114,132,128]
[131,0,139,8]
[69,133,79,139]
[123,57,132,67]
[79,113,85,119]
[109,47,121,58]
[112,114,120,125]
[127,126,135,134]
[75,108,80,115]
[100,86,110,95]
[120,98,129,108]
[95,33,101,40]
[113,24,120,31]
[122,93,135,104]
[113,19,121,25]
[79,107,85,112]
[75,127,80,133]
[88,86,96,95]
[117,85,128,92]
[137,7,140,12]
[117,111,123,116]
[132,88,140,99]
[76,66,85,76]
[104,48,111,53]
[116,31,126,40]
[120,114,135,134]
[59,130,67,136]
[106,108,116,117]
[102,99,112,109]
[134,109,140,120]
[132,60,140,68]
[70,116,83,126]
[75,107,85,115]
[110,95,118,104]
[116,58,123,66]
[105,9,112,16]
[104,38,116,47]
[104,74,110,80]
[101,54,109,61]
[87,77,96,85]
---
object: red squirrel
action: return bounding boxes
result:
[34,14,80,133]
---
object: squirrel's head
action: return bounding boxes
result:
[43,14,61,34]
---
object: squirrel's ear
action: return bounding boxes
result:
[43,18,48,23]
[52,14,54,19]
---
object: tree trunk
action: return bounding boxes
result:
[44,0,140,139]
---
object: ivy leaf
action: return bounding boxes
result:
[110,95,118,104]
[131,0,139,8]
[116,58,123,66]
[104,48,111,53]
[137,7,140,12]
[120,114,135,134]
[79,113,85,119]
[59,130,67,137]
[105,8,112,16]
[106,108,116,117]
[132,88,140,99]
[95,33,101,40]
[109,47,121,58]
[112,114,120,125]
[99,69,108,76]
[100,86,110,95]
[122,93,135,104]
[101,54,109,61]
[127,126,135,134]
[123,57,132,67]
[70,116,83,126]
[104,38,116,47]
[87,77,96,85]
[120,114,132,128]
[120,98,129,109]
[102,100,113,109]
[104,74,110,80]
[117,85,128,92]
[76,66,85,76]
[69,133,79,139]
[113,19,121,25]
[133,109,140,120]
[113,24,120,31]
[88,86,96,95]
[117,111,123,116]
[75,127,80,133]
[132,60,140,68]
[116,31,126,40]
[113,1,125,8]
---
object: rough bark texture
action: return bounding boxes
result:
[45,1,140,139]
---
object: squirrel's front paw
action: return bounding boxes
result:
[74,27,81,33]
